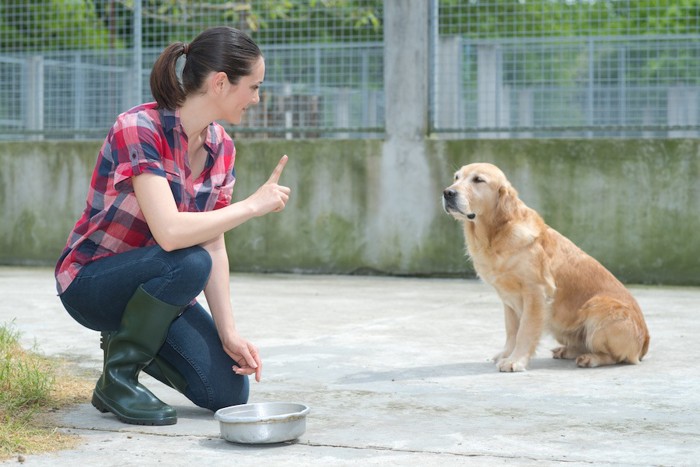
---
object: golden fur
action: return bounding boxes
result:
[443,162,650,372]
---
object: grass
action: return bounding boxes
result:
[0,322,93,461]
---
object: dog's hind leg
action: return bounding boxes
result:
[552,345,584,360]
[576,296,647,368]
[576,351,621,367]
[552,330,588,360]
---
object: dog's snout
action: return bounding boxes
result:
[443,188,456,200]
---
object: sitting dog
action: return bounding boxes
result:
[442,162,650,372]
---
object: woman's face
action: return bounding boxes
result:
[219,57,265,125]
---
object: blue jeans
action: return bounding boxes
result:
[59,245,249,411]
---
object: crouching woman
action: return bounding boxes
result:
[54,26,290,425]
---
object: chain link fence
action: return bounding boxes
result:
[434,0,700,138]
[1,1,698,140]
[0,0,384,140]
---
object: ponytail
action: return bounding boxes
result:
[150,42,188,110]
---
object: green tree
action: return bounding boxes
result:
[439,0,700,38]
[0,0,113,51]
[92,0,383,48]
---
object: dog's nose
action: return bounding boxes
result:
[443,188,456,200]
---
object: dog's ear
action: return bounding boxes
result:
[495,184,519,223]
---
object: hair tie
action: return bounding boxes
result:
[183,43,190,55]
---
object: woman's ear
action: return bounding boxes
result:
[210,72,228,95]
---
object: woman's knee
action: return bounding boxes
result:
[173,246,212,285]
[190,372,249,411]
[145,246,212,302]
[211,374,249,411]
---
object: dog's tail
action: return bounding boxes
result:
[640,332,650,361]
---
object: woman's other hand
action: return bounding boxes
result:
[222,330,263,382]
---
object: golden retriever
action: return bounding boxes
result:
[442,162,650,372]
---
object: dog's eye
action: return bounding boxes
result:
[473,176,485,183]
[454,174,460,181]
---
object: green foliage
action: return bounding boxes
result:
[96,0,383,47]
[2,0,698,52]
[0,322,84,461]
[439,0,700,38]
[0,0,384,51]
[0,323,54,413]
[438,1,700,87]
[126,0,384,45]
[0,323,53,457]
[0,0,113,51]
[247,0,383,44]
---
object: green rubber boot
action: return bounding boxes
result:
[144,355,189,395]
[92,285,183,426]
[100,332,189,396]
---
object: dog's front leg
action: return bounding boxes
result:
[493,305,518,363]
[497,294,546,372]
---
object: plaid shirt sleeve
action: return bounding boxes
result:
[112,112,167,193]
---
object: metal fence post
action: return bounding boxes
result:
[132,0,143,108]
[25,55,44,141]
[73,52,84,138]
[477,44,499,138]
[587,38,595,138]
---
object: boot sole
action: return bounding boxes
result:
[92,391,177,426]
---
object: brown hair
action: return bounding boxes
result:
[150,26,262,110]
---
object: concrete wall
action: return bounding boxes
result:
[1,139,698,285]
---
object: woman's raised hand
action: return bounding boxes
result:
[247,155,291,216]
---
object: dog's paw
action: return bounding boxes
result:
[552,346,575,359]
[576,353,601,368]
[497,358,528,372]
[492,349,513,362]
[552,346,565,359]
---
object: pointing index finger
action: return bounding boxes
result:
[267,155,288,184]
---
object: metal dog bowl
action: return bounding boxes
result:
[215,402,310,444]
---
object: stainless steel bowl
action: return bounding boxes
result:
[215,402,310,444]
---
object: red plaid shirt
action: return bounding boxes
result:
[55,102,236,294]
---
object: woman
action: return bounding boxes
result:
[54,26,290,426]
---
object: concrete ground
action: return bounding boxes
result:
[0,266,698,466]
